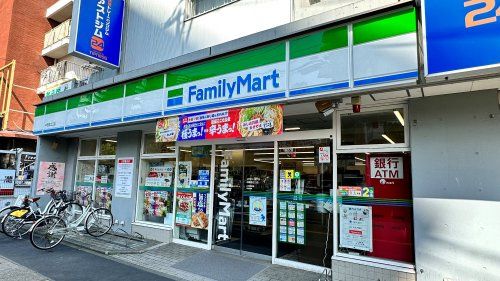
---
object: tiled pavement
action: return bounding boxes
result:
[108,243,323,281]
[0,256,52,281]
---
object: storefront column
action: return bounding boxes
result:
[32,136,78,205]
[112,130,142,233]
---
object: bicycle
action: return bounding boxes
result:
[0,196,24,233]
[2,189,82,238]
[30,192,113,250]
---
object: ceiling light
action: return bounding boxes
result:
[105,139,117,143]
[180,149,192,153]
[279,146,315,150]
[393,110,405,126]
[382,134,395,144]
[285,127,301,131]
[354,157,365,162]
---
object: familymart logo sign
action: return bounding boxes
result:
[166,63,287,109]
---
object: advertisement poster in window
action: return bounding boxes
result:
[115,158,134,198]
[177,161,192,188]
[145,164,174,187]
[175,192,193,226]
[249,196,267,226]
[340,204,373,252]
[36,162,65,195]
[0,169,15,189]
[191,193,208,229]
[144,191,170,217]
[156,105,283,142]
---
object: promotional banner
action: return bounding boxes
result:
[0,169,15,189]
[279,200,305,245]
[191,193,208,229]
[156,105,283,142]
[70,0,125,68]
[36,162,65,195]
[175,192,193,226]
[143,190,170,217]
[249,196,267,226]
[115,158,134,198]
[423,0,500,75]
[340,204,373,252]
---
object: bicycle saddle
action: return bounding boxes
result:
[30,197,41,203]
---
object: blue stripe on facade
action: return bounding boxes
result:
[91,117,123,127]
[33,130,42,135]
[354,71,418,87]
[65,123,90,130]
[167,97,183,107]
[43,127,65,134]
[290,81,350,97]
[123,111,163,122]
[164,92,286,116]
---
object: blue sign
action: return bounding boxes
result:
[424,0,500,75]
[71,0,125,68]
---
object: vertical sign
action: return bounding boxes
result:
[36,162,65,195]
[70,0,125,68]
[319,147,331,163]
[115,157,134,198]
[423,0,500,75]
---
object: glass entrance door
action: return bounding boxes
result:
[213,142,274,256]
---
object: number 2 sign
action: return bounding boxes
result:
[465,0,500,28]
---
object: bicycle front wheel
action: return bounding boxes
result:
[2,209,31,238]
[30,216,67,250]
[0,206,19,233]
[85,208,113,237]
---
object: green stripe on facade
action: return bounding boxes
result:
[92,85,125,104]
[45,99,67,114]
[67,93,92,110]
[166,43,286,87]
[34,106,45,117]
[125,74,165,97]
[290,26,348,59]
[168,88,183,98]
[353,8,416,45]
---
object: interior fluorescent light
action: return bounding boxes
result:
[354,157,365,162]
[253,152,314,156]
[180,149,192,153]
[284,127,301,131]
[105,139,117,143]
[279,146,315,150]
[393,110,405,126]
[382,134,395,144]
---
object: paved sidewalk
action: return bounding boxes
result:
[0,256,52,281]
[110,243,323,281]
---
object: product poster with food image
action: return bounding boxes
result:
[144,191,170,217]
[175,192,193,226]
[249,196,267,226]
[191,193,209,229]
[156,105,283,142]
[177,162,192,188]
[36,162,65,195]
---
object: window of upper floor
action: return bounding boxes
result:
[185,0,239,20]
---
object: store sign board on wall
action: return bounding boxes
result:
[155,104,283,142]
[115,157,134,198]
[36,162,65,195]
[69,0,125,68]
[0,169,15,189]
[423,0,500,75]
[369,157,403,180]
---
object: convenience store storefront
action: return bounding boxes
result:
[33,7,417,275]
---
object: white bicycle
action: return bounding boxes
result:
[29,192,113,250]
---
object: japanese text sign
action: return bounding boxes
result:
[370,157,403,179]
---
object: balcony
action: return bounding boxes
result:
[38,61,104,96]
[46,0,74,22]
[42,19,71,59]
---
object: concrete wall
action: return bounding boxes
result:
[410,90,500,281]
[110,130,142,233]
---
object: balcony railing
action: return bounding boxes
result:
[39,60,104,88]
[43,19,71,49]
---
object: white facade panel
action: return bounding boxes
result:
[65,106,93,128]
[91,100,123,125]
[41,111,67,132]
[123,89,164,119]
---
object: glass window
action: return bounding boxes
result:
[340,108,405,146]
[99,138,117,155]
[174,145,212,244]
[336,152,414,263]
[137,158,176,226]
[95,159,115,210]
[186,0,237,18]
[283,112,332,132]
[276,139,334,267]
[79,139,97,156]
[75,160,96,206]
[143,134,176,154]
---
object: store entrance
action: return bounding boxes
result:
[213,142,274,257]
